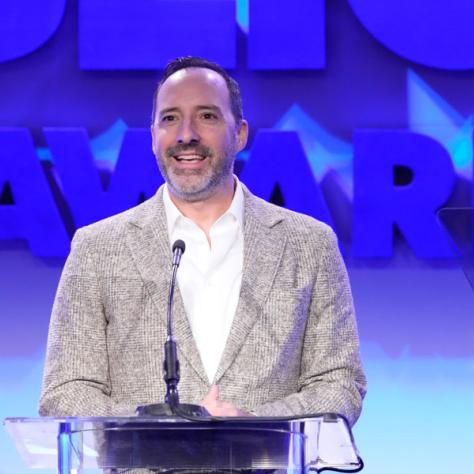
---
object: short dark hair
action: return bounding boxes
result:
[151,56,243,125]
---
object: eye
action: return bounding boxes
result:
[200,111,218,121]
[161,114,178,123]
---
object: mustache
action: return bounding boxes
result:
[165,143,213,158]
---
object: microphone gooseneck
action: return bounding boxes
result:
[164,239,185,408]
[136,239,210,418]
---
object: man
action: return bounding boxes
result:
[40,57,366,425]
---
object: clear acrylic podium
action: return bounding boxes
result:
[4,414,363,473]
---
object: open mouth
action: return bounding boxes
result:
[174,154,207,162]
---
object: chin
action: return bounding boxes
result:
[170,182,214,202]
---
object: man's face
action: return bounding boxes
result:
[151,67,248,202]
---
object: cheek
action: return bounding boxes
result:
[224,134,239,154]
[207,130,237,152]
[153,130,172,154]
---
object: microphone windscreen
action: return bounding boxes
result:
[172,239,186,254]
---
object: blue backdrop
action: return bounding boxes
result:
[1,1,473,472]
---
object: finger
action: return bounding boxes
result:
[201,384,219,404]
[202,399,243,417]
[207,384,220,400]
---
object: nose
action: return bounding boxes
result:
[177,117,199,144]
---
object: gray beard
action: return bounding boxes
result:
[156,154,235,203]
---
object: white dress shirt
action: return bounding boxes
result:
[163,181,244,383]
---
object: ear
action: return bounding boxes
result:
[150,124,157,154]
[236,120,249,153]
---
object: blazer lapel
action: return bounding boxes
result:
[214,189,287,383]
[125,188,208,384]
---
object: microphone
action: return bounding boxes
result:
[136,240,209,418]
[171,239,185,266]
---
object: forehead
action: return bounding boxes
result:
[156,67,231,111]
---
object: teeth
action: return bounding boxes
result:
[175,155,205,162]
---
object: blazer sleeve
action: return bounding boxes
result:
[252,227,367,426]
[38,229,135,417]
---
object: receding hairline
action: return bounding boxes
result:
[151,58,243,125]
[154,67,237,123]
[157,66,230,96]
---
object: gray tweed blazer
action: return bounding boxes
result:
[39,185,366,426]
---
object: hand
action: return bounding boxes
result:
[200,385,254,417]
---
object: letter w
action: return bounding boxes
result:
[44,128,164,230]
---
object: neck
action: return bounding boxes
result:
[168,177,235,239]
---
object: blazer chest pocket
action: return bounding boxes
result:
[102,277,153,323]
[251,287,313,349]
[263,287,312,323]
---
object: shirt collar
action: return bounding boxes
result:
[163,177,245,236]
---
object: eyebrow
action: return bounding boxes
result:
[158,105,223,117]
[196,105,222,114]
[158,107,179,117]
